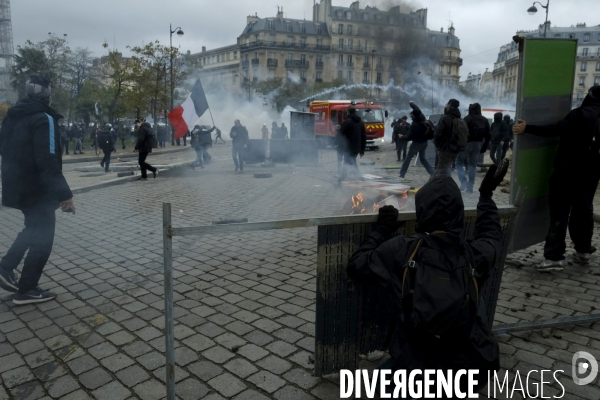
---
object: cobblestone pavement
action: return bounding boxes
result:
[0,143,599,399]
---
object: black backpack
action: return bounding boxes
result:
[146,130,158,148]
[98,131,111,150]
[422,120,435,141]
[400,236,479,338]
[450,118,469,152]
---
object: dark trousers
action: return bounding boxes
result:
[400,141,434,178]
[544,168,600,260]
[202,146,212,164]
[0,205,56,293]
[193,149,204,167]
[101,149,112,172]
[121,139,126,149]
[62,139,69,154]
[159,139,165,148]
[501,141,511,160]
[232,146,244,170]
[456,141,482,190]
[176,136,187,146]
[215,135,225,144]
[139,151,156,178]
[396,140,408,160]
[489,143,502,165]
[337,153,360,183]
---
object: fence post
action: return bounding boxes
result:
[163,203,175,400]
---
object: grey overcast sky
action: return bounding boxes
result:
[11,0,600,79]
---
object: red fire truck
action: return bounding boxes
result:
[309,101,387,149]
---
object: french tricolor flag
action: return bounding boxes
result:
[168,79,209,140]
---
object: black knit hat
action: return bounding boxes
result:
[447,99,460,109]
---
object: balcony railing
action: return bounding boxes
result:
[285,59,309,68]
[251,58,259,67]
[577,52,598,58]
[267,58,278,68]
[315,78,323,83]
[362,79,370,84]
[241,60,249,69]
[346,62,354,68]
[337,62,345,67]
[363,63,371,69]
[440,56,463,66]
[240,40,331,52]
[315,61,324,69]
[375,79,383,84]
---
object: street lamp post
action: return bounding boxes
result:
[370,49,376,100]
[169,24,184,145]
[527,0,550,38]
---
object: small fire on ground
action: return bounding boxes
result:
[350,192,380,215]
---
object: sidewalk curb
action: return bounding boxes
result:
[63,146,193,164]
[71,161,190,195]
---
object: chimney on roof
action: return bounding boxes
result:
[350,1,359,10]
[440,27,444,33]
[247,14,260,25]
[277,6,284,20]
[202,46,206,53]
[449,24,455,36]
[576,22,586,28]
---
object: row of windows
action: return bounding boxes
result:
[578,75,600,86]
[580,61,600,72]
[553,32,600,41]
[334,9,419,26]
[266,20,323,35]
[579,47,600,57]
[202,51,238,65]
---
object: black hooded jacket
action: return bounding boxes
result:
[405,102,428,143]
[524,91,600,170]
[490,113,510,144]
[434,106,462,150]
[135,122,154,153]
[464,103,491,149]
[0,98,73,210]
[340,113,367,155]
[347,176,501,374]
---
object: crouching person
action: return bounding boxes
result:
[347,159,509,397]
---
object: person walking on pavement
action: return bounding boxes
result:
[280,123,288,140]
[190,125,215,170]
[157,124,167,148]
[489,113,509,165]
[0,75,76,305]
[399,102,435,180]
[230,119,249,173]
[271,121,280,139]
[513,85,600,271]
[394,116,410,161]
[60,124,70,155]
[134,117,158,180]
[71,123,84,154]
[118,123,128,149]
[98,123,115,173]
[214,128,225,144]
[434,98,466,171]
[501,114,513,159]
[458,103,491,193]
[337,105,366,185]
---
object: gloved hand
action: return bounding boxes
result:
[480,145,488,154]
[374,205,400,236]
[479,158,509,196]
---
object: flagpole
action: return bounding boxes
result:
[207,106,216,127]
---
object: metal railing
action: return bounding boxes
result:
[285,59,309,68]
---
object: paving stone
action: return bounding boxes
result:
[15,338,45,356]
[197,322,226,338]
[44,335,72,351]
[153,364,190,383]
[202,346,236,364]
[121,318,147,331]
[9,380,45,400]
[310,382,339,400]
[92,380,131,400]
[87,341,118,360]
[273,328,303,344]
[116,364,150,387]
[274,385,315,400]
[248,370,287,393]
[122,341,153,358]
[135,326,163,341]
[1,365,36,388]
[0,342,14,357]
[0,352,25,374]
[224,357,259,378]
[295,337,315,352]
[208,372,247,397]
[60,390,93,400]
[188,360,224,381]
[245,330,275,347]
[215,332,247,350]
[136,351,166,370]
[106,331,136,346]
[288,351,314,369]
[257,355,292,375]
[132,379,165,400]
[78,367,112,390]
[67,354,99,375]
[24,349,54,369]
[283,368,320,389]
[44,374,80,398]
[237,343,269,362]
[233,389,271,400]
[174,346,199,366]
[176,378,210,400]
[182,334,215,352]
[33,362,67,383]
[100,353,135,372]
[95,321,122,336]
[266,341,297,358]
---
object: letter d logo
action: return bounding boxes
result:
[572,351,598,386]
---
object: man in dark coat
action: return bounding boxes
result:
[489,113,509,165]
[230,119,249,173]
[513,85,600,271]
[60,124,69,155]
[393,115,410,161]
[0,75,75,305]
[501,114,513,159]
[434,98,464,170]
[134,117,157,180]
[458,103,491,193]
[190,125,215,170]
[336,105,366,185]
[347,161,508,395]
[279,123,288,140]
[98,123,115,173]
[71,123,84,154]
[399,102,434,179]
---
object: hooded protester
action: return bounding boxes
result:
[399,102,434,179]
[393,116,410,161]
[489,113,509,165]
[347,160,508,396]
[336,105,366,185]
[434,98,464,155]
[190,125,215,170]
[98,123,115,173]
[134,117,158,180]
[271,121,280,139]
[502,115,513,159]
[458,103,492,193]
[230,119,249,173]
[70,123,84,154]
[513,85,600,271]
[0,75,75,305]
[280,123,288,140]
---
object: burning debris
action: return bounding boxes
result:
[349,192,382,215]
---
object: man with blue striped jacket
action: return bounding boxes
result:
[0,75,75,305]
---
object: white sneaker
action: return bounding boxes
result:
[537,259,564,272]
[574,252,591,264]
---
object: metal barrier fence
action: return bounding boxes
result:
[161,189,600,397]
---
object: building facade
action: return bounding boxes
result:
[492,22,600,108]
[192,1,462,104]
